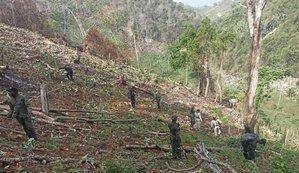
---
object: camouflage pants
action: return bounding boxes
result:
[131,98,136,109]
[170,136,182,159]
[16,115,37,140]
[242,142,257,160]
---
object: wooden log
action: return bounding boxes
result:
[125,144,170,152]
[0,105,54,121]
[125,144,240,153]
[40,84,49,115]
[125,144,194,152]
[54,116,141,124]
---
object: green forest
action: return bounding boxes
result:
[0,0,298,172]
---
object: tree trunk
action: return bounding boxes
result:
[215,51,224,102]
[204,58,210,97]
[245,0,267,131]
[133,33,139,68]
[196,79,201,96]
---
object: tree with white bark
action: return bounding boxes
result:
[245,0,267,131]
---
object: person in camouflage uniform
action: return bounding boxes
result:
[189,106,196,128]
[128,86,136,109]
[168,116,182,159]
[241,126,266,161]
[154,93,162,109]
[60,65,74,81]
[6,87,37,140]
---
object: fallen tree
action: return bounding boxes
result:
[125,144,240,153]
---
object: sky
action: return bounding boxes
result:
[173,0,222,7]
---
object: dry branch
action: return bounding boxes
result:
[0,155,76,164]
[0,125,25,135]
[125,144,170,152]
[144,131,168,136]
[54,116,140,124]
[195,143,237,173]
[31,108,113,115]
[125,144,194,152]
[166,160,204,172]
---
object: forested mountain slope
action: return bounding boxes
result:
[216,0,299,75]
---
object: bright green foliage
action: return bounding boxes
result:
[169,18,218,71]
[80,154,96,166]
[21,138,36,150]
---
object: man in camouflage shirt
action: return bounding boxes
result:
[5,87,37,140]
[168,116,182,159]
[241,126,266,161]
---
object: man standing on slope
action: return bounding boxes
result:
[241,126,266,161]
[189,106,196,128]
[4,87,37,140]
[194,109,203,131]
[211,116,222,136]
[128,85,136,110]
[60,65,74,81]
[154,93,162,109]
[168,115,182,159]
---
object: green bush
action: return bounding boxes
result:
[226,137,240,148]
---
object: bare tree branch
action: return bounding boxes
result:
[263,28,278,40]
[238,3,247,9]
[166,160,204,172]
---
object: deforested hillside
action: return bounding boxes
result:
[0,22,299,172]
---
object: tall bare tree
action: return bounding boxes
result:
[245,0,267,130]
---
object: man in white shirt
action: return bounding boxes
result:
[211,117,222,136]
[194,109,203,131]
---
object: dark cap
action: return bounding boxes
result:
[7,87,18,92]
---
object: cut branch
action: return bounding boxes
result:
[0,125,26,135]
[166,160,204,172]
[144,131,168,136]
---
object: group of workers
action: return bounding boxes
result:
[1,78,265,163]
[127,85,266,162]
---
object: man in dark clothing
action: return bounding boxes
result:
[5,87,37,140]
[60,65,74,81]
[128,86,136,109]
[241,126,266,161]
[189,106,196,128]
[154,93,162,109]
[168,116,182,159]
